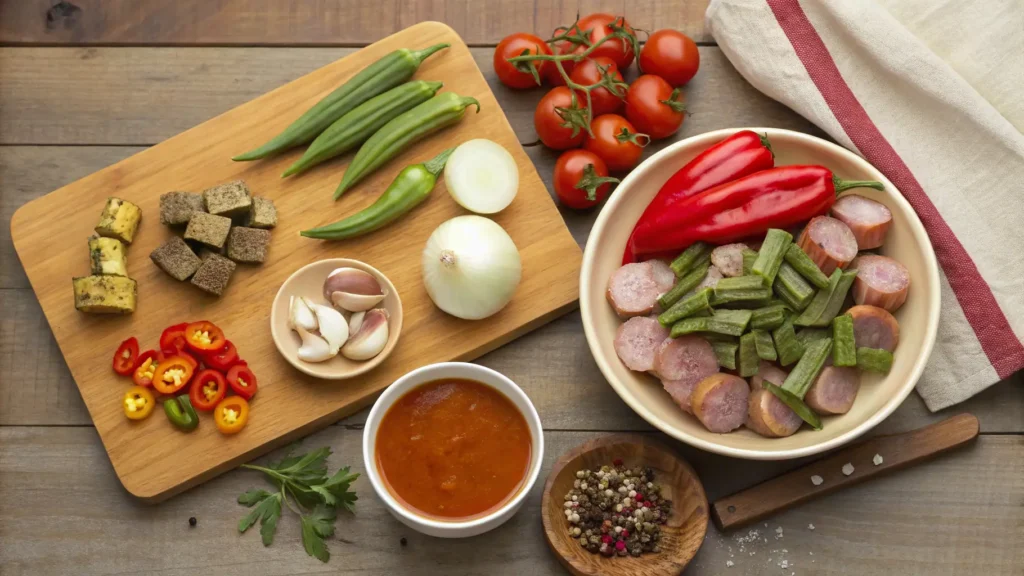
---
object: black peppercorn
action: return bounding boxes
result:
[188,516,197,527]
[400,537,407,547]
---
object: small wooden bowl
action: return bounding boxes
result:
[270,258,402,380]
[541,434,709,576]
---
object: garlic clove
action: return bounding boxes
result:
[302,297,348,355]
[348,311,365,335]
[324,267,387,312]
[341,308,389,361]
[288,295,318,331]
[295,326,334,363]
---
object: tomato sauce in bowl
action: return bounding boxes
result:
[374,378,533,521]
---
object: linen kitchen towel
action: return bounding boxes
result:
[706,0,1024,410]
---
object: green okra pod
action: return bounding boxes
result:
[832,314,858,367]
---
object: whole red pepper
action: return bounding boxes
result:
[624,130,774,263]
[629,165,884,257]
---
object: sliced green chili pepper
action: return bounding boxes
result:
[334,92,480,198]
[163,395,199,431]
[233,43,449,161]
[302,148,454,240]
[282,80,444,177]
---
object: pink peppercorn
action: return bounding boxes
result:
[615,541,626,551]
[635,494,644,502]
[613,458,623,466]
[621,530,629,538]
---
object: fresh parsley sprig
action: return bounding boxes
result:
[237,446,359,562]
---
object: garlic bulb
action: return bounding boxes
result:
[341,309,389,361]
[421,215,521,320]
[323,267,387,312]
[348,311,365,335]
[288,295,318,331]
[302,297,348,355]
[295,326,333,363]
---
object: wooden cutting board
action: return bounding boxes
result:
[10,21,581,502]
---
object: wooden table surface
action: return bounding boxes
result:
[1,2,1022,575]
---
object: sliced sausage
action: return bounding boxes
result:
[691,373,750,433]
[749,361,788,392]
[847,304,900,352]
[653,335,718,414]
[710,243,749,277]
[746,389,802,438]
[648,259,677,294]
[607,262,660,318]
[805,366,861,415]
[850,254,910,312]
[797,216,858,275]
[614,316,670,372]
[693,266,724,294]
[830,194,892,250]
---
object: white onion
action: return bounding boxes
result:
[444,139,519,214]
[422,215,521,320]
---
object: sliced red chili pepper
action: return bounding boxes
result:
[183,321,227,353]
[189,369,227,412]
[152,356,196,395]
[160,323,189,355]
[112,337,139,376]
[132,350,163,387]
[203,340,240,372]
[177,350,199,371]
[226,364,257,400]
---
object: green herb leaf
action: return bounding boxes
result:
[300,505,337,563]
[239,492,280,534]
[238,488,271,507]
[259,495,282,546]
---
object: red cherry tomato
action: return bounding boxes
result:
[577,13,637,70]
[553,149,620,210]
[493,33,552,89]
[625,75,686,140]
[569,57,627,117]
[639,29,700,86]
[544,26,586,86]
[535,87,587,150]
[584,114,649,172]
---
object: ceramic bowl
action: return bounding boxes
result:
[362,362,544,538]
[580,128,940,460]
[270,258,402,380]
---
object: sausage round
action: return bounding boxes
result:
[692,266,724,295]
[710,243,749,278]
[850,254,910,312]
[746,389,802,438]
[649,259,677,294]
[805,366,860,415]
[614,316,670,372]
[653,335,718,414]
[797,215,858,275]
[691,373,750,433]
[847,304,900,352]
[607,262,661,318]
[749,361,788,392]
[830,194,892,250]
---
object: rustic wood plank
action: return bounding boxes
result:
[0,427,1020,575]
[0,0,712,46]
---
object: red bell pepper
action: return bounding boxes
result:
[112,337,139,376]
[624,130,774,263]
[629,165,884,257]
[203,340,240,372]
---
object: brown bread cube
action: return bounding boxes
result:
[246,196,278,229]
[190,253,237,296]
[150,236,201,281]
[183,212,232,249]
[203,180,252,217]
[159,191,206,226]
[225,226,271,263]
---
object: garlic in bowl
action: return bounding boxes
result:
[271,259,402,380]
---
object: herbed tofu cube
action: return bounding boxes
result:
[226,226,271,263]
[246,196,278,229]
[183,212,232,249]
[88,237,128,276]
[203,180,252,217]
[159,191,206,226]
[191,253,237,296]
[150,236,201,281]
[94,197,142,244]
[73,275,137,314]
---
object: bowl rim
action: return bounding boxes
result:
[361,361,545,531]
[269,257,403,380]
[580,127,941,460]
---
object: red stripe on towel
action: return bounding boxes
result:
[766,0,1024,378]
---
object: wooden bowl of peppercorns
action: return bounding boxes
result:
[540,434,708,576]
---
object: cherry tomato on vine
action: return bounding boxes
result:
[569,57,627,117]
[553,149,620,209]
[576,13,637,70]
[493,33,552,89]
[544,26,585,86]
[625,75,686,140]
[534,86,588,150]
[639,29,700,86]
[584,114,649,172]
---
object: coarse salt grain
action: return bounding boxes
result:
[811,475,824,486]
[726,560,734,568]
[873,453,884,466]
[842,463,855,476]
[808,523,815,530]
